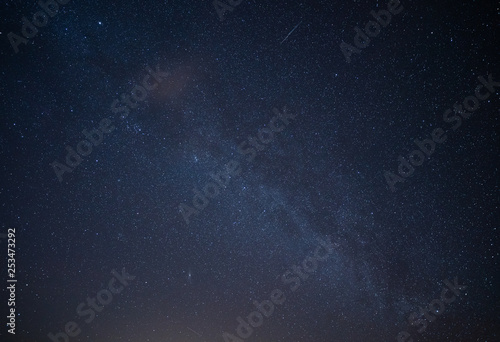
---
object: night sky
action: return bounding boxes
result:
[0,0,499,341]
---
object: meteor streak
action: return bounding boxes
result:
[280,20,302,45]
[187,327,202,337]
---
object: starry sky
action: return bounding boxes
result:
[0,0,499,341]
